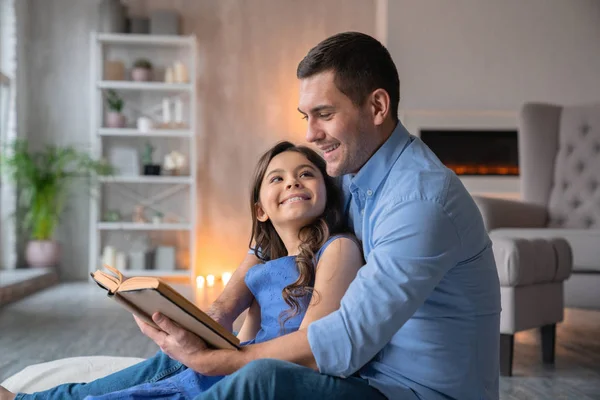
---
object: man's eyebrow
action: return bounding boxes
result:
[297,105,334,115]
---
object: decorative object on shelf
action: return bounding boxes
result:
[154,246,176,271]
[152,211,163,224]
[164,67,174,83]
[102,245,116,267]
[141,141,161,175]
[174,61,188,83]
[128,17,150,34]
[108,146,139,176]
[104,209,121,222]
[0,139,113,268]
[115,251,127,270]
[132,205,147,223]
[163,150,185,176]
[105,89,126,128]
[164,61,188,84]
[97,0,127,33]
[131,58,153,82]
[129,249,154,270]
[161,97,172,127]
[150,10,180,35]
[174,98,186,127]
[104,60,125,81]
[136,116,153,133]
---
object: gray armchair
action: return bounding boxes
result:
[474,102,600,375]
[475,103,600,309]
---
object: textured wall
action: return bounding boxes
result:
[388,0,600,111]
[21,0,376,279]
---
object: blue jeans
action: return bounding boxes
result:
[16,352,387,400]
[15,351,185,400]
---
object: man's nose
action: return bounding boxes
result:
[305,121,325,143]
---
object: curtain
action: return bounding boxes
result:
[0,0,18,270]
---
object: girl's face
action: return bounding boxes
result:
[256,151,327,230]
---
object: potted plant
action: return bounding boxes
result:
[141,141,161,175]
[0,140,114,267]
[106,89,126,128]
[132,58,153,82]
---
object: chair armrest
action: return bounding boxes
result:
[472,196,548,232]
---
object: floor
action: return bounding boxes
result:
[1,283,599,399]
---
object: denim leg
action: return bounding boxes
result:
[194,359,391,400]
[15,351,186,400]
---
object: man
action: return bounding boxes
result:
[0,31,499,400]
[133,31,501,400]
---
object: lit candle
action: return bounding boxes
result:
[196,275,205,289]
[206,274,215,287]
[221,272,232,285]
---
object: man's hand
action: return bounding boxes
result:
[0,386,15,400]
[134,313,224,375]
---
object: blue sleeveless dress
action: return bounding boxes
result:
[85,236,344,400]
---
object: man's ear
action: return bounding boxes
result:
[255,203,269,222]
[369,88,391,126]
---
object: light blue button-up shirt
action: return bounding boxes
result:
[307,122,501,400]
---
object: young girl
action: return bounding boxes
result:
[3,141,364,400]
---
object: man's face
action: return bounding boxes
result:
[298,70,374,177]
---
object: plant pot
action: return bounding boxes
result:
[25,240,60,268]
[143,164,161,175]
[106,112,126,128]
[131,68,152,82]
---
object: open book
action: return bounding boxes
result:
[91,265,240,351]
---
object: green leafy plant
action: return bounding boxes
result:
[0,140,115,240]
[141,141,155,165]
[106,89,124,112]
[133,58,153,70]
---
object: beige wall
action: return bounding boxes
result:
[387,0,600,112]
[21,0,376,279]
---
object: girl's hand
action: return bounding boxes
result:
[134,313,221,375]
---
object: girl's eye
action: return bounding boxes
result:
[301,115,308,121]
[319,113,332,119]
[300,171,314,178]
[270,176,282,183]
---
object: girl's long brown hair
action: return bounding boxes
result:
[249,141,346,329]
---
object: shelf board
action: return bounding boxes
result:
[98,222,192,231]
[99,176,193,184]
[121,269,190,277]
[96,33,194,46]
[98,128,193,138]
[98,81,192,91]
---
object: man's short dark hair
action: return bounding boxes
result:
[297,32,400,122]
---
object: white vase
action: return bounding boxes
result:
[25,240,60,268]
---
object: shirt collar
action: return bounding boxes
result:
[343,121,411,194]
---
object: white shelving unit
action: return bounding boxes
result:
[89,32,197,281]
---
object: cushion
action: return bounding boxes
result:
[1,356,144,394]
[490,235,572,286]
[491,228,599,272]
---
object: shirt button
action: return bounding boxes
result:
[366,189,373,196]
[361,209,365,216]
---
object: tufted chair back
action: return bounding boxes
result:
[519,103,600,229]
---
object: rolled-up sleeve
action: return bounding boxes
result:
[307,199,461,377]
